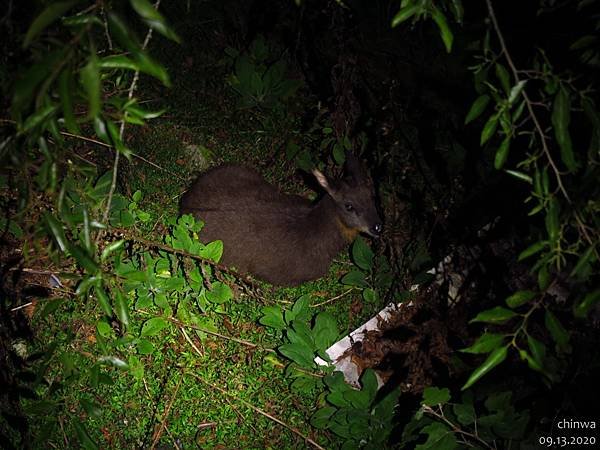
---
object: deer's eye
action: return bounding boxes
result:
[345,203,354,212]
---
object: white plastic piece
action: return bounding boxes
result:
[315,302,412,387]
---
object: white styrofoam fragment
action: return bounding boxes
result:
[316,225,494,387]
[315,302,412,387]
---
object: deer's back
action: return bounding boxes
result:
[180,165,340,285]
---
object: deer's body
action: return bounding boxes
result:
[180,158,381,285]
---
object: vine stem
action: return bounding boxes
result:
[121,232,264,291]
[485,0,571,204]
[422,405,494,449]
[187,371,326,450]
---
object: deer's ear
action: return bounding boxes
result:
[343,153,369,187]
[313,169,336,197]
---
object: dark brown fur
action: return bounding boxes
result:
[180,156,381,285]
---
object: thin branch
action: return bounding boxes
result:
[99,0,161,239]
[123,232,264,291]
[423,405,494,449]
[485,0,571,204]
[187,371,325,450]
[311,288,355,307]
[486,0,599,260]
[151,375,182,449]
[138,310,275,353]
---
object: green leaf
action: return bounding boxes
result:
[526,334,546,368]
[22,105,58,133]
[451,0,464,23]
[198,240,223,262]
[431,6,454,53]
[96,321,113,338]
[416,422,458,450]
[519,349,543,372]
[99,54,140,71]
[360,369,379,403]
[111,13,170,85]
[311,407,336,429]
[508,80,527,104]
[58,69,79,134]
[23,0,79,48]
[461,345,508,390]
[81,53,101,119]
[279,343,315,368]
[101,239,125,261]
[538,264,550,290]
[453,402,475,426]
[114,289,130,328]
[422,387,451,406]
[137,339,154,355]
[206,281,232,304]
[288,321,314,349]
[68,244,100,274]
[340,270,369,288]
[362,288,377,302]
[44,213,67,252]
[344,389,370,410]
[391,5,419,27]
[505,169,532,184]
[80,398,102,419]
[544,310,570,351]
[289,295,311,323]
[494,135,511,169]
[12,50,61,113]
[570,245,596,278]
[126,104,165,120]
[73,419,99,450]
[495,63,511,94]
[332,143,346,165]
[480,113,498,145]
[94,286,113,317]
[141,317,169,337]
[62,13,103,27]
[574,289,600,318]
[106,119,131,158]
[545,197,560,242]
[505,290,536,309]
[461,332,505,354]
[259,305,286,329]
[128,355,144,380]
[98,356,129,370]
[551,87,578,172]
[518,240,548,261]
[107,12,140,54]
[129,0,181,42]
[464,94,490,124]
[352,237,374,271]
[313,312,338,350]
[470,306,517,324]
[513,98,526,122]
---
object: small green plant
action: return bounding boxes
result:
[261,295,401,449]
[311,370,399,450]
[226,35,302,109]
[260,295,339,392]
[285,117,361,172]
[402,387,529,449]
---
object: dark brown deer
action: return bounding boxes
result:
[180,155,382,285]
